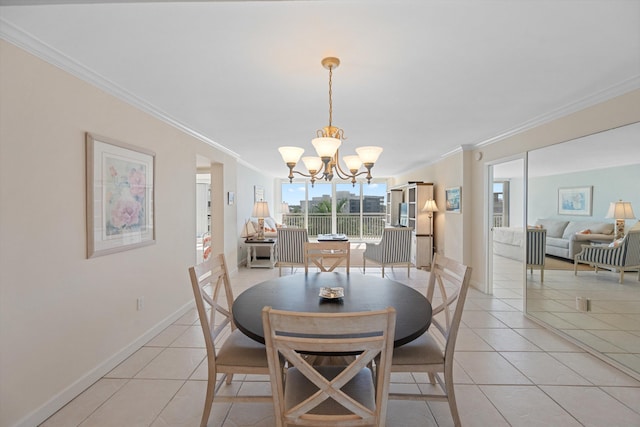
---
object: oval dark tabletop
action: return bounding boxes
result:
[232,272,432,347]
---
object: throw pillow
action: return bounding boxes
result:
[609,238,624,247]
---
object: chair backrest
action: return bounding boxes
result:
[276,228,309,264]
[262,306,396,427]
[622,227,640,266]
[188,253,235,360]
[378,227,413,262]
[526,228,546,266]
[426,254,473,363]
[304,241,350,273]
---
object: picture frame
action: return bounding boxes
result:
[228,191,235,205]
[86,133,155,258]
[558,186,592,216]
[254,185,264,202]
[445,187,461,213]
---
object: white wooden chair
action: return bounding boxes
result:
[262,306,396,427]
[276,228,309,276]
[188,254,271,427]
[363,227,413,277]
[304,241,350,274]
[574,223,640,283]
[386,254,472,427]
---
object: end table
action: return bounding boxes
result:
[245,238,277,268]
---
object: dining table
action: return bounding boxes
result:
[232,272,432,348]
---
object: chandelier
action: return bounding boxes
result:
[278,57,383,187]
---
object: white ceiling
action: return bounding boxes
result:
[1,0,639,179]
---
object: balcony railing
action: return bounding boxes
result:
[282,213,386,240]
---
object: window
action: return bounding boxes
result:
[281,181,386,240]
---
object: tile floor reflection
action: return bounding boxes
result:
[41,265,640,426]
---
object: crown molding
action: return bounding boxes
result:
[0,18,240,159]
[474,75,640,149]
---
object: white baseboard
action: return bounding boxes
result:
[12,300,195,427]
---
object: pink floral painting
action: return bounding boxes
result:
[104,158,147,236]
[87,133,155,258]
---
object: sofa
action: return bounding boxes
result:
[534,219,614,259]
[493,219,615,261]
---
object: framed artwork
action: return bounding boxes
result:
[86,133,155,258]
[254,185,264,202]
[445,187,461,213]
[558,186,592,215]
[228,191,235,205]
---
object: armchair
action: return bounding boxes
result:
[363,227,414,277]
[275,228,309,276]
[574,223,640,283]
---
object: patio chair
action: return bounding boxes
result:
[386,254,472,427]
[262,306,396,427]
[188,254,271,427]
[276,228,309,276]
[574,223,640,283]
[363,227,413,277]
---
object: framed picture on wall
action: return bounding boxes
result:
[445,187,461,213]
[86,133,155,258]
[558,186,592,215]
[228,191,235,205]
[254,185,264,202]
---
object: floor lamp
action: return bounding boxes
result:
[422,199,439,266]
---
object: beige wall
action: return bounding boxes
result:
[0,41,239,427]
[396,89,640,290]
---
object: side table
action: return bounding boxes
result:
[245,238,277,268]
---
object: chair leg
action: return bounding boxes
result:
[381,266,385,278]
[620,270,624,284]
[428,373,436,384]
[201,370,216,427]
[407,263,411,278]
[443,367,461,427]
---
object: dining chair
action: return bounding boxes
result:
[276,228,309,276]
[304,241,350,274]
[363,227,414,277]
[386,254,472,427]
[188,253,271,427]
[262,306,396,427]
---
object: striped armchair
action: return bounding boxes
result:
[527,228,547,282]
[574,224,640,283]
[363,227,413,277]
[275,228,309,276]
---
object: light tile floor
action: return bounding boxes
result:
[41,266,640,426]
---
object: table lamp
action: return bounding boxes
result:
[252,201,270,240]
[606,200,635,239]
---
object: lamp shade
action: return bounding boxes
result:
[302,156,323,173]
[606,201,636,219]
[355,146,383,164]
[278,146,304,164]
[342,155,363,171]
[422,199,439,213]
[312,137,341,158]
[251,201,270,218]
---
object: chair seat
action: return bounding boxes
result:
[390,332,444,366]
[217,329,269,368]
[284,366,375,415]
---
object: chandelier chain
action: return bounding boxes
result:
[328,65,333,128]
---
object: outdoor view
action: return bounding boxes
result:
[281,181,387,240]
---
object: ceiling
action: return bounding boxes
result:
[1,0,639,179]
